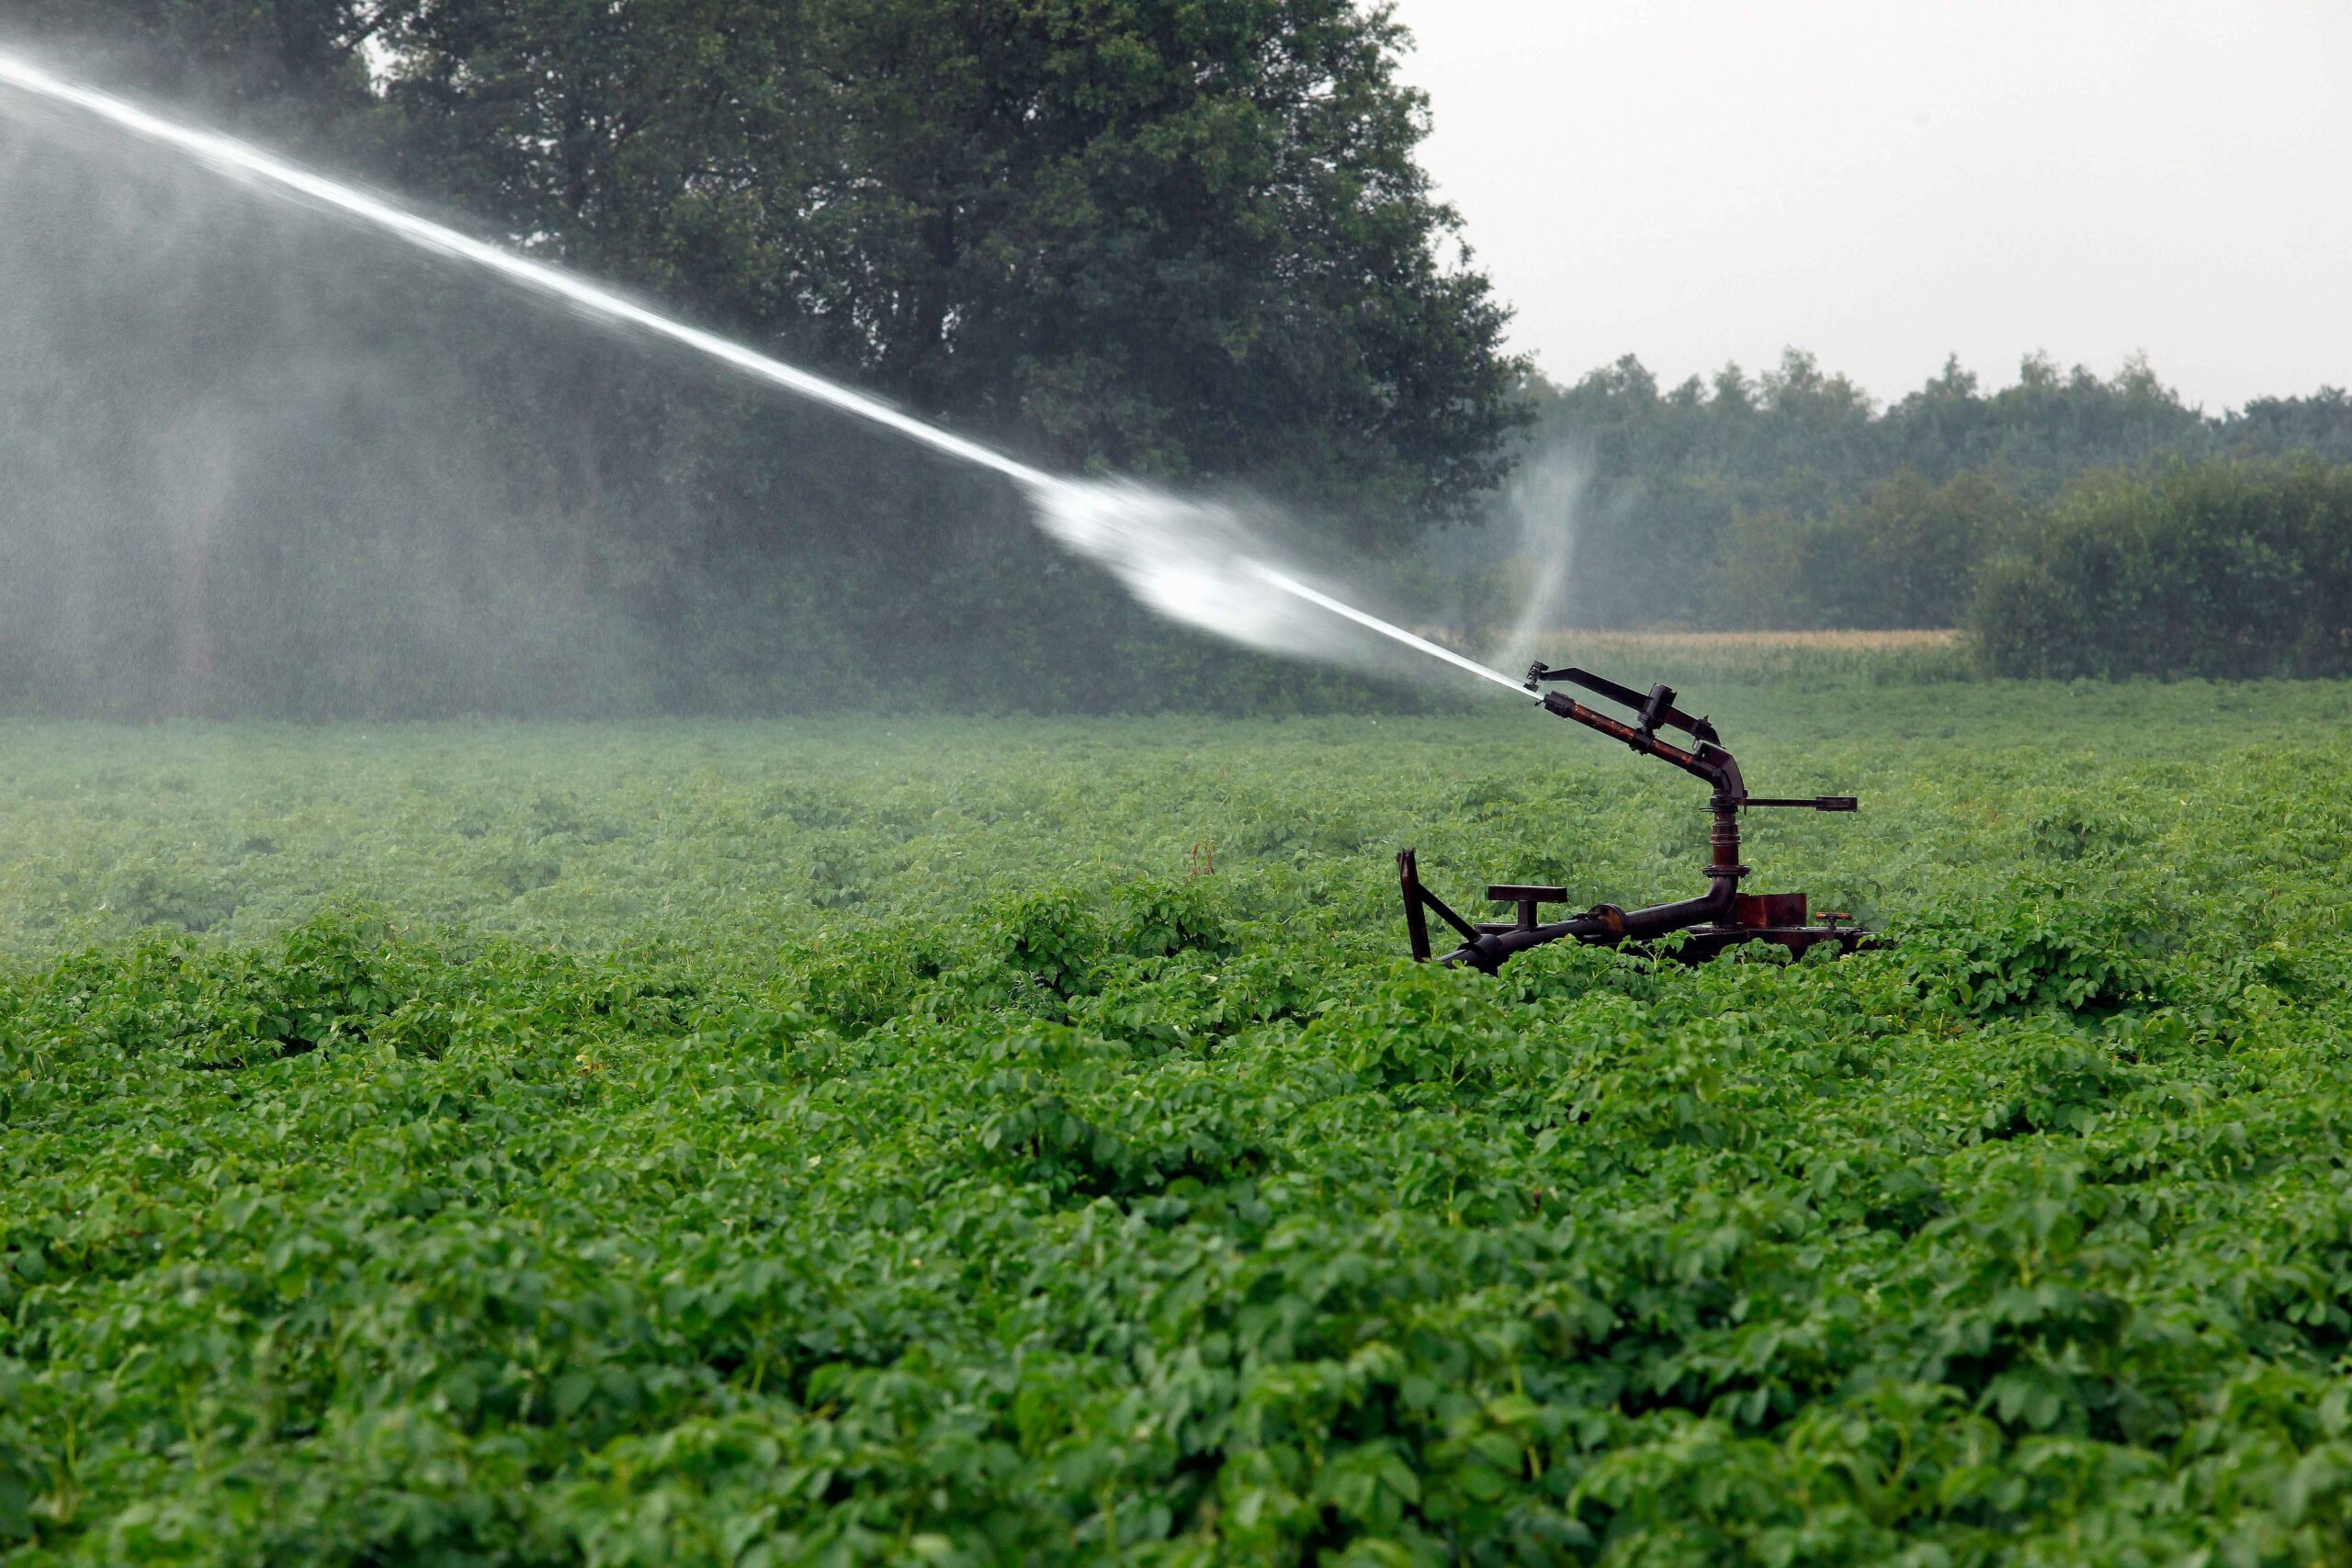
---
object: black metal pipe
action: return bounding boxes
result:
[1447,865,1740,973]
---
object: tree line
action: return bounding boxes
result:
[1493,348,2352,639]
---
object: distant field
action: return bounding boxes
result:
[6,680,2352,1562]
[1438,626,1973,686]
[1551,626,1963,651]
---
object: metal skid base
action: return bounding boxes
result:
[1400,853,1869,972]
[1647,919,1874,964]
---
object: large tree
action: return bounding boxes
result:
[376,0,1523,535]
[0,0,401,142]
[2,0,1521,715]
[4,0,1522,535]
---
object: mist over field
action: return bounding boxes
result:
[0,101,1079,717]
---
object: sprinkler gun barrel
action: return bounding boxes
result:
[1522,665,1740,796]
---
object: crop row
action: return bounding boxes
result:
[5,864,2351,1562]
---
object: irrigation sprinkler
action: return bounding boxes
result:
[1399,663,1871,973]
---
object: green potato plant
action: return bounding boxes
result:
[4,678,2352,1562]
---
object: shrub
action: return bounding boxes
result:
[1718,468,2023,629]
[1972,457,2352,678]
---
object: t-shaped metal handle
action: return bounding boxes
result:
[1745,795,1859,812]
[1487,884,1569,931]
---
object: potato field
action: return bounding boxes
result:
[6,678,2352,1563]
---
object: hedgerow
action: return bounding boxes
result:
[1972,457,2352,680]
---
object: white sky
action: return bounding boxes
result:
[1389,0,2352,412]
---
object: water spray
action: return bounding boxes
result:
[0,48,1878,970]
[0,46,1529,697]
[0,49,1038,486]
[1241,565,1531,695]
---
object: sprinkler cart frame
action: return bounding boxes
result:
[1399,663,1870,973]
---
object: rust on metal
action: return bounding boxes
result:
[1735,892,1809,929]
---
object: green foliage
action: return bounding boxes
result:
[0,0,1529,724]
[1113,876,1232,961]
[5,685,2352,1559]
[1973,457,2352,680]
[0,0,395,141]
[1495,350,2352,634]
[378,0,1525,525]
[1894,886,2166,1018]
[989,887,1104,1002]
[1719,469,2024,630]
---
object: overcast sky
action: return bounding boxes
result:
[1389,0,2350,412]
